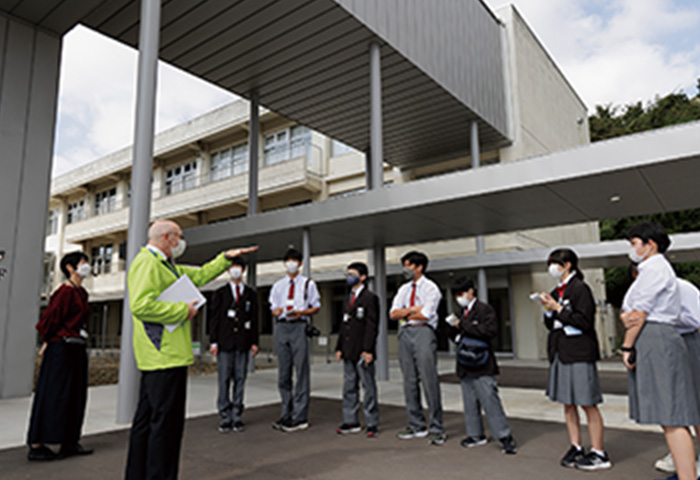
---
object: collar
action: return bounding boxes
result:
[229,280,245,290]
[466,297,477,311]
[558,272,575,287]
[637,253,662,271]
[147,244,168,261]
[352,284,364,297]
[411,275,426,287]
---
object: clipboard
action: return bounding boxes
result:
[156,275,206,333]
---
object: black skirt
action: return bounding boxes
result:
[26,341,88,446]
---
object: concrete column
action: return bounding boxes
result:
[302,227,311,278]
[369,41,388,381]
[471,121,488,303]
[116,175,129,209]
[117,0,162,424]
[0,14,62,398]
[151,162,164,199]
[247,92,259,289]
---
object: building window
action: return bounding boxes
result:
[331,139,356,157]
[91,244,113,275]
[46,209,59,236]
[264,125,311,166]
[165,161,197,195]
[67,199,86,224]
[210,143,249,181]
[94,187,117,216]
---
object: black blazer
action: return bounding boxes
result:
[449,300,499,378]
[544,275,600,364]
[335,287,379,363]
[209,283,259,352]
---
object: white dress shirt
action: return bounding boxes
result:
[622,254,680,325]
[390,275,442,329]
[229,280,245,302]
[269,274,321,320]
[146,244,167,260]
[544,272,577,329]
[677,278,700,334]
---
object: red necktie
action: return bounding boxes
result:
[235,285,241,306]
[463,307,470,319]
[286,279,295,311]
[409,282,417,307]
[556,284,567,300]
[350,291,357,308]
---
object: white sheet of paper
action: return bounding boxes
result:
[156,275,206,333]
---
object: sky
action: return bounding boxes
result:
[51,0,700,178]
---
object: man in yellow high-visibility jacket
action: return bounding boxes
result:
[125,220,257,480]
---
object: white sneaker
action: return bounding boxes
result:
[654,453,675,473]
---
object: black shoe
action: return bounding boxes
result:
[219,422,232,433]
[271,417,290,431]
[233,421,245,432]
[58,444,93,458]
[281,420,309,432]
[367,426,378,438]
[561,445,585,468]
[460,435,488,448]
[499,435,517,455]
[575,451,612,471]
[28,445,57,461]
[335,423,361,435]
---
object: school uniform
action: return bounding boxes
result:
[676,278,700,414]
[544,274,602,407]
[209,281,259,427]
[390,275,444,434]
[268,274,321,424]
[623,254,700,426]
[449,298,512,440]
[335,285,380,428]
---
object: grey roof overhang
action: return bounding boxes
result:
[180,121,700,264]
[1,0,511,168]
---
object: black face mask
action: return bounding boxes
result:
[402,266,415,281]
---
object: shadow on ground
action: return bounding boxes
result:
[1,398,665,480]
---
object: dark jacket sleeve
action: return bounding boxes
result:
[209,288,223,345]
[36,286,71,342]
[335,302,345,353]
[555,282,596,332]
[363,294,380,353]
[544,307,555,331]
[460,303,498,341]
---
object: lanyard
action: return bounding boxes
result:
[148,249,180,279]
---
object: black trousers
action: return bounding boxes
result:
[27,341,88,446]
[125,367,188,480]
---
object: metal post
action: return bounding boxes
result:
[369,41,388,380]
[101,303,108,350]
[302,227,311,278]
[116,0,161,424]
[248,91,259,217]
[471,121,488,303]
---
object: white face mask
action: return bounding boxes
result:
[171,238,187,259]
[285,261,299,274]
[628,245,649,264]
[229,266,243,280]
[456,295,470,307]
[76,263,91,278]
[548,263,564,279]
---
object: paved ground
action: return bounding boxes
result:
[1,398,669,480]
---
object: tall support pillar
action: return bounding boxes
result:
[0,15,62,398]
[302,227,311,278]
[471,121,488,303]
[116,0,162,424]
[369,41,389,381]
[246,91,259,288]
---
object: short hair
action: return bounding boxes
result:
[451,276,475,296]
[547,248,584,280]
[347,262,368,277]
[401,250,429,272]
[148,220,179,241]
[283,248,303,262]
[60,251,89,278]
[229,256,247,268]
[625,222,671,253]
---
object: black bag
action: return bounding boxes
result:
[457,337,489,367]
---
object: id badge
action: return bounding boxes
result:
[343,313,350,323]
[356,307,364,319]
[244,321,251,330]
[227,309,236,319]
[79,328,89,339]
[245,301,251,312]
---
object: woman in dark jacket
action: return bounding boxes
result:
[27,251,94,461]
[539,248,610,471]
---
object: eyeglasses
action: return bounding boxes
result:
[168,231,185,241]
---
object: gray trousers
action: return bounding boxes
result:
[398,326,444,433]
[217,349,249,424]
[274,322,310,422]
[342,359,379,428]
[460,375,511,440]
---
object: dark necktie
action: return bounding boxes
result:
[350,291,357,308]
[287,279,295,311]
[409,282,417,307]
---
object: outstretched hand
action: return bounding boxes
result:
[225,245,259,259]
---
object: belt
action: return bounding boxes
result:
[400,321,430,328]
[276,318,306,324]
[62,336,87,346]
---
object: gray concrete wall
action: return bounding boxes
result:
[0,13,62,398]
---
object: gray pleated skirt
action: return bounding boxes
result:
[682,329,700,412]
[628,322,700,426]
[546,354,602,406]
